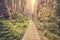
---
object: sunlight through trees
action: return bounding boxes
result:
[0,0,60,40]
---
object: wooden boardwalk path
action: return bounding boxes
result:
[22,20,41,40]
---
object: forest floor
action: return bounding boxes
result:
[22,20,48,40]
